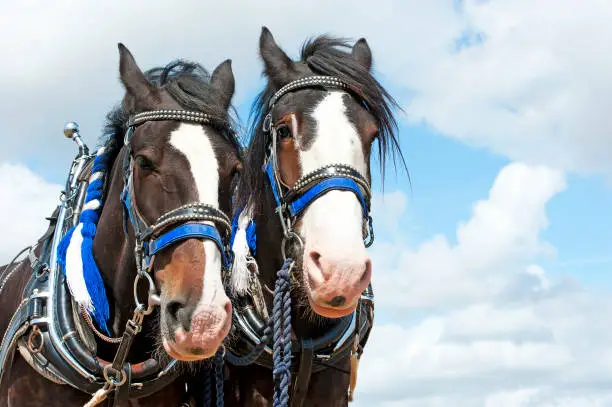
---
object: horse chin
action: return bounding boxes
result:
[162,337,218,361]
[304,287,359,319]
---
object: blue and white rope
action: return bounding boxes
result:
[57,143,111,333]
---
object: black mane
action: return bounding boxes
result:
[100,59,241,165]
[235,35,406,213]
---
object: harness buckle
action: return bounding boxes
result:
[364,215,375,248]
[123,126,134,145]
[262,113,273,133]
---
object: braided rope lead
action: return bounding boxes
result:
[273,258,293,407]
[215,348,225,407]
[202,368,212,407]
[201,347,225,407]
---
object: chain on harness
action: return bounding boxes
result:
[259,76,376,407]
[85,109,234,407]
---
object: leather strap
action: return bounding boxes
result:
[111,362,132,407]
[0,299,31,385]
[291,338,314,407]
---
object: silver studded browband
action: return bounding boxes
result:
[289,163,371,200]
[127,109,231,129]
[151,202,231,236]
[267,76,351,108]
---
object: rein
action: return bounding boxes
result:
[227,75,376,407]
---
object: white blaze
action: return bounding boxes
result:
[169,123,228,310]
[299,91,368,261]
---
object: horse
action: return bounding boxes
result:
[0,43,242,406]
[224,27,406,406]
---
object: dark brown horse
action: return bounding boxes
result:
[224,27,405,406]
[0,44,241,406]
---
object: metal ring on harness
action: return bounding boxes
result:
[364,215,374,248]
[281,231,303,261]
[27,325,44,354]
[133,271,157,316]
[103,364,127,387]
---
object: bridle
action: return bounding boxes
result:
[262,76,375,255]
[121,109,234,296]
[89,109,235,404]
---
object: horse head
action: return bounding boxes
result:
[101,44,241,360]
[236,27,403,320]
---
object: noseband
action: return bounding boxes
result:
[262,76,375,250]
[120,110,233,305]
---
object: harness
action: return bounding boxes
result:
[226,76,376,407]
[0,112,233,406]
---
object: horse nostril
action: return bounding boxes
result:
[310,251,322,270]
[167,301,182,319]
[327,296,346,307]
[166,299,191,332]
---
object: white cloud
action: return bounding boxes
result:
[0,2,609,405]
[396,0,612,176]
[1,0,610,176]
[370,162,567,309]
[0,162,62,263]
[353,162,612,406]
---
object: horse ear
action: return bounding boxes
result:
[211,59,235,110]
[352,38,372,71]
[117,43,156,106]
[259,26,296,86]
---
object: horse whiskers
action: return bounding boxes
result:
[151,335,214,375]
[136,314,212,375]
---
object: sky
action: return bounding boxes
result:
[1,1,611,406]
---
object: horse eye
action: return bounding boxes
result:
[276,125,292,141]
[135,155,155,171]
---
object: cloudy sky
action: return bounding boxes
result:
[1,1,611,406]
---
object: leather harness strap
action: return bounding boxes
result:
[0,299,32,385]
[110,362,132,407]
[291,338,314,407]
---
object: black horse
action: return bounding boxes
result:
[0,44,241,406]
[224,27,406,406]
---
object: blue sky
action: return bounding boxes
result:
[1,1,611,406]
